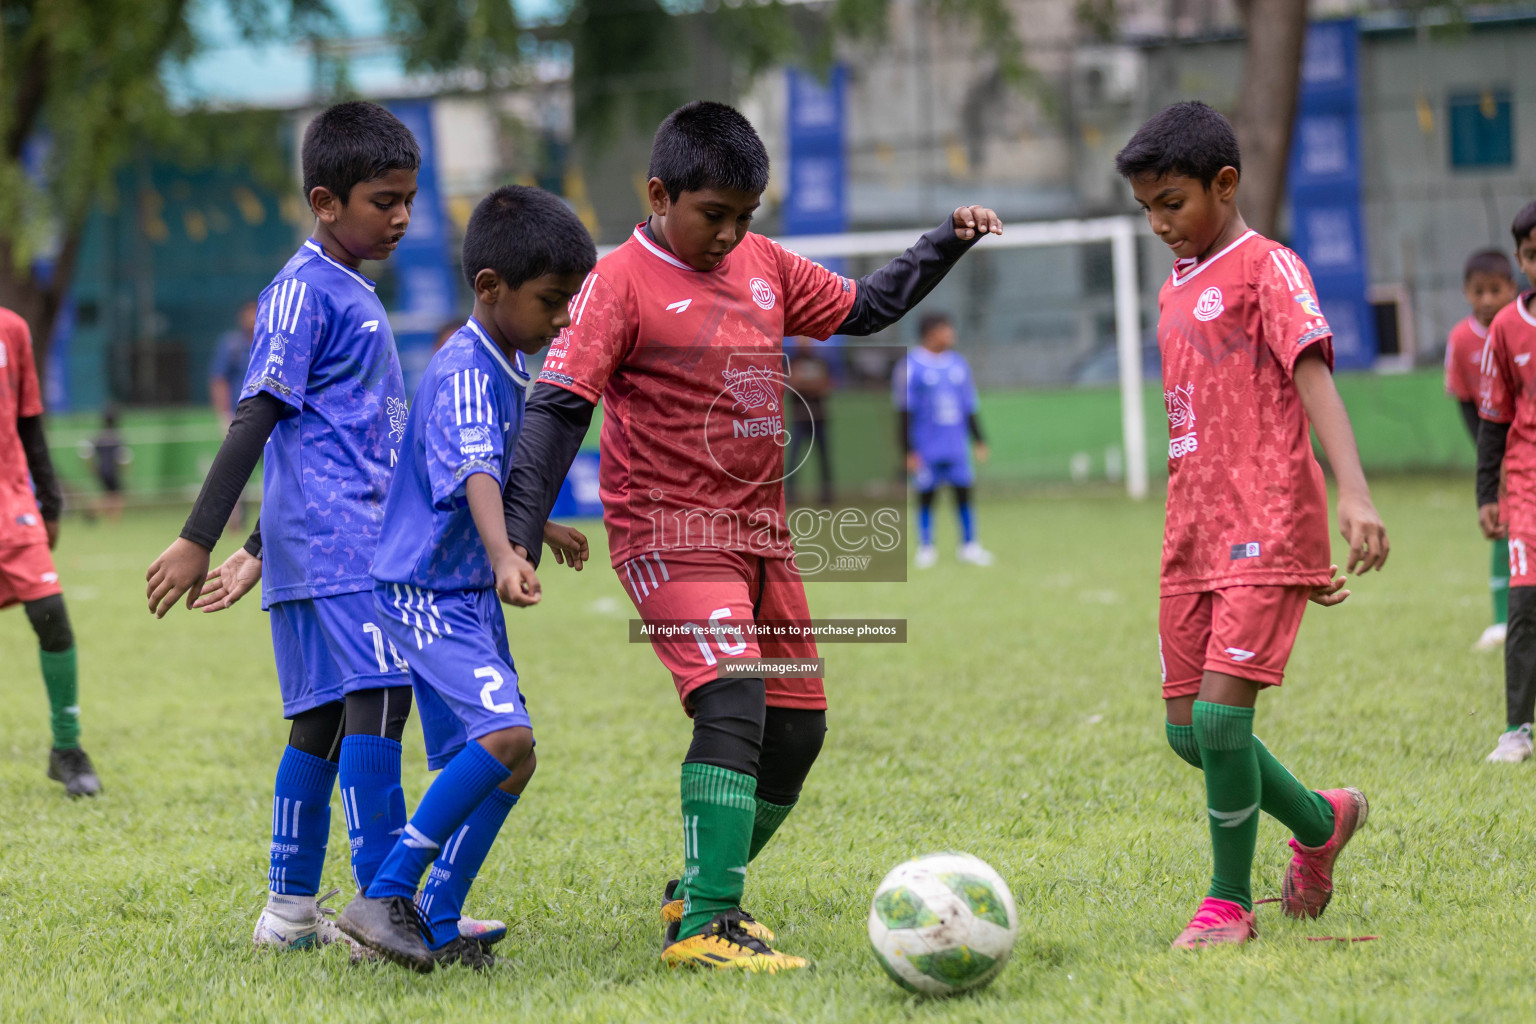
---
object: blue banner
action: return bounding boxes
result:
[386,100,458,392]
[783,67,848,236]
[1285,20,1376,369]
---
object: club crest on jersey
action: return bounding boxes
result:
[1165,382,1197,458]
[387,396,409,441]
[1193,286,1225,322]
[722,365,780,413]
[749,277,776,311]
[1294,289,1323,319]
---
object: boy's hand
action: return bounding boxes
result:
[493,549,542,608]
[1338,492,1389,574]
[543,521,589,571]
[951,206,1003,241]
[44,520,59,549]
[905,452,922,474]
[973,442,990,464]
[1480,502,1507,539]
[192,548,262,613]
[146,538,212,617]
[1308,564,1350,607]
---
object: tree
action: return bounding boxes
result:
[1232,0,1310,238]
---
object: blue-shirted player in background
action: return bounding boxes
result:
[897,312,992,567]
[146,102,433,953]
[337,186,594,972]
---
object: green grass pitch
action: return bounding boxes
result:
[2,477,1531,1022]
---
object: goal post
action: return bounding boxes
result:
[769,215,1150,500]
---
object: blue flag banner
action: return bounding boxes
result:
[386,99,457,392]
[784,67,848,236]
[1285,19,1376,370]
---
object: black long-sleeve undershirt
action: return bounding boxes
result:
[1459,400,1481,445]
[1478,419,1510,510]
[503,220,979,565]
[180,392,284,551]
[17,415,61,521]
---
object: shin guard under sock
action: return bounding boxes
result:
[39,647,79,749]
[1192,701,1259,911]
[677,762,756,939]
[420,789,519,948]
[269,746,338,897]
[338,734,406,892]
[1166,721,1333,847]
[747,799,795,862]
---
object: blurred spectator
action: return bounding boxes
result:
[786,336,833,506]
[82,405,131,522]
[207,301,258,531]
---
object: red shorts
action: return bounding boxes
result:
[618,549,825,711]
[0,539,61,609]
[1158,585,1309,698]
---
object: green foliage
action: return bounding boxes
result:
[384,0,523,83]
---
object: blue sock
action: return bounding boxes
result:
[958,501,976,544]
[339,734,406,892]
[919,502,934,546]
[366,741,510,900]
[419,789,519,948]
[269,746,338,897]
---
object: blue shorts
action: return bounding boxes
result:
[270,592,410,718]
[373,584,532,771]
[915,458,974,491]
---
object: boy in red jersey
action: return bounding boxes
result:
[503,101,1000,971]
[1475,202,1536,765]
[0,306,101,796]
[1448,251,1518,660]
[1116,102,1389,949]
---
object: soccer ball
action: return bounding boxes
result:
[867,852,1018,997]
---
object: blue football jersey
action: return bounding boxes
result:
[371,319,530,592]
[242,239,407,606]
[896,348,978,465]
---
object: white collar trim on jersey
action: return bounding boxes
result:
[1468,315,1490,339]
[303,239,377,291]
[1519,294,1536,330]
[1169,229,1257,287]
[466,317,530,387]
[632,223,703,273]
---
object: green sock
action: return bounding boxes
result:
[747,798,796,862]
[1493,539,1510,625]
[39,646,80,749]
[677,763,756,939]
[1166,721,1334,848]
[1191,701,1259,910]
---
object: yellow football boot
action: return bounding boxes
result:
[660,910,806,973]
[661,879,775,943]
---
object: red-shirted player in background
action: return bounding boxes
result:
[1116,102,1388,949]
[0,306,100,796]
[503,101,1000,972]
[1475,203,1536,766]
[1447,251,1518,660]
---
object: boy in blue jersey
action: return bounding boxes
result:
[146,102,431,952]
[897,313,992,567]
[336,186,595,971]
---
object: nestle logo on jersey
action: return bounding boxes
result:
[733,415,784,439]
[1230,542,1261,560]
[458,424,495,456]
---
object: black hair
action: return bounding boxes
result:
[1466,249,1515,283]
[1115,101,1241,187]
[301,101,421,206]
[461,185,597,290]
[918,312,952,338]
[1513,201,1536,248]
[648,101,770,201]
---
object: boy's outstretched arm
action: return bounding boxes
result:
[146,393,283,616]
[1294,349,1390,576]
[467,472,540,607]
[503,384,595,568]
[836,206,1002,336]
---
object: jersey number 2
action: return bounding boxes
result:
[476,666,522,714]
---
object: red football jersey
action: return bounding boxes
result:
[0,306,48,550]
[1445,315,1489,402]
[1477,294,1536,522]
[540,225,856,566]
[1157,230,1336,597]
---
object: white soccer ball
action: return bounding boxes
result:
[867,852,1018,997]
